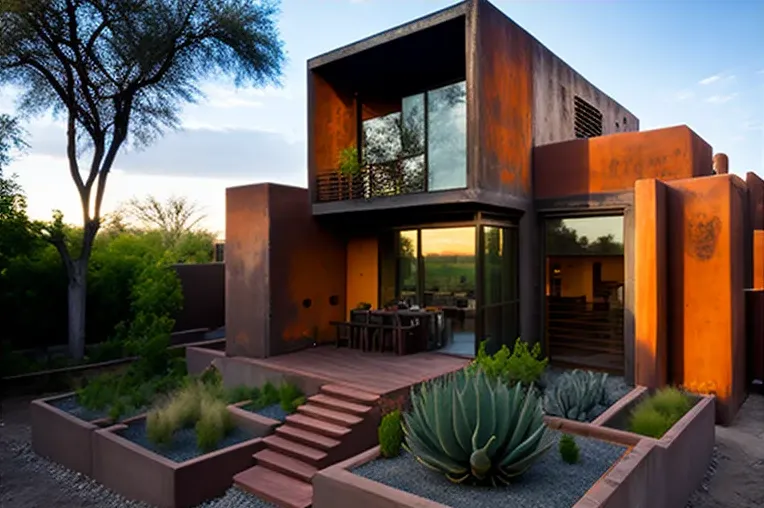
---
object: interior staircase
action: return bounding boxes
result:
[233,383,381,508]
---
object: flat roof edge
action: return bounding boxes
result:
[308,1,470,70]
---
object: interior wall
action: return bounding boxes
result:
[346,236,379,317]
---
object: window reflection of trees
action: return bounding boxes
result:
[360,81,466,197]
[545,219,624,256]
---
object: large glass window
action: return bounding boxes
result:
[544,216,625,374]
[427,82,467,191]
[482,226,519,354]
[397,230,419,307]
[360,81,466,197]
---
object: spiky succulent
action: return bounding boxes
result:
[543,369,608,421]
[402,369,553,485]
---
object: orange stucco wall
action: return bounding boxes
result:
[346,237,379,318]
[664,175,747,424]
[634,178,668,388]
[533,126,713,200]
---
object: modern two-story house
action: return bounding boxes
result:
[224,0,764,424]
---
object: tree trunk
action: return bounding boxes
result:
[67,258,88,360]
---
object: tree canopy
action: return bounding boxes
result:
[0,0,285,358]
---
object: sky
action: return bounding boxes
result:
[1,0,763,239]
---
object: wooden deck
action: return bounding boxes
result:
[247,346,469,396]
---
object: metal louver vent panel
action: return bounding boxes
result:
[574,96,603,139]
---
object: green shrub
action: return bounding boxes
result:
[629,387,693,438]
[469,338,548,386]
[226,384,257,404]
[378,410,403,458]
[260,382,280,406]
[278,382,304,413]
[559,434,580,464]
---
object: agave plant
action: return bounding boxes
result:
[402,369,553,485]
[543,369,608,422]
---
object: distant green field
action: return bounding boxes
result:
[399,255,476,293]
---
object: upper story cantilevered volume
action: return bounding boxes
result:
[307,0,638,216]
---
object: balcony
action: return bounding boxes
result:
[316,161,426,203]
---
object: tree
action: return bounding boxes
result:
[0,0,284,359]
[120,195,206,246]
[0,113,27,172]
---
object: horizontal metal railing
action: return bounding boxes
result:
[315,161,425,203]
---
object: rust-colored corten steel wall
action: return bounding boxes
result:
[226,184,270,358]
[225,184,346,358]
[172,263,225,332]
[533,126,713,200]
[473,0,533,199]
[663,175,748,424]
[268,185,347,354]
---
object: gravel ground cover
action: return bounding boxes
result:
[116,419,255,463]
[353,431,627,508]
[241,402,288,422]
[48,394,109,422]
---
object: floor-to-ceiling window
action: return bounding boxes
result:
[360,81,466,197]
[544,216,625,374]
[481,225,519,355]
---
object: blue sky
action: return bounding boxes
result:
[2,0,762,237]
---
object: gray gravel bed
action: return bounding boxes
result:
[1,437,273,507]
[353,431,627,508]
[48,394,109,422]
[118,419,255,462]
[242,402,289,422]
[540,367,633,421]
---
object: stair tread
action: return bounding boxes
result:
[276,425,341,450]
[286,413,351,438]
[264,435,328,462]
[308,394,373,415]
[255,449,318,482]
[321,384,380,404]
[234,466,312,508]
[298,404,364,426]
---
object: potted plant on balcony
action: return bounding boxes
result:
[337,145,363,200]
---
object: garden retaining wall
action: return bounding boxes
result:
[92,407,277,508]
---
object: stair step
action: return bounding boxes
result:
[285,413,351,439]
[298,403,364,427]
[264,435,328,467]
[308,394,373,416]
[276,425,342,451]
[254,449,318,483]
[234,466,312,508]
[321,384,380,404]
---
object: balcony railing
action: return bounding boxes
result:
[315,160,426,203]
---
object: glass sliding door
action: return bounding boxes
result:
[481,225,520,355]
[397,230,419,307]
[544,216,625,374]
[427,81,467,191]
[421,227,476,355]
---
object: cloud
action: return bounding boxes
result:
[698,73,735,85]
[25,124,306,182]
[199,83,293,110]
[674,89,694,101]
[704,93,738,104]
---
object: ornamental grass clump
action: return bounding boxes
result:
[544,369,608,421]
[403,369,553,486]
[629,387,693,438]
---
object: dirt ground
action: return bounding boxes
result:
[2,393,763,508]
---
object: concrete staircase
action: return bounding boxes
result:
[234,384,381,508]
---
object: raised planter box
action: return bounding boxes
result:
[30,392,113,476]
[313,426,658,508]
[92,405,278,508]
[591,388,716,508]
